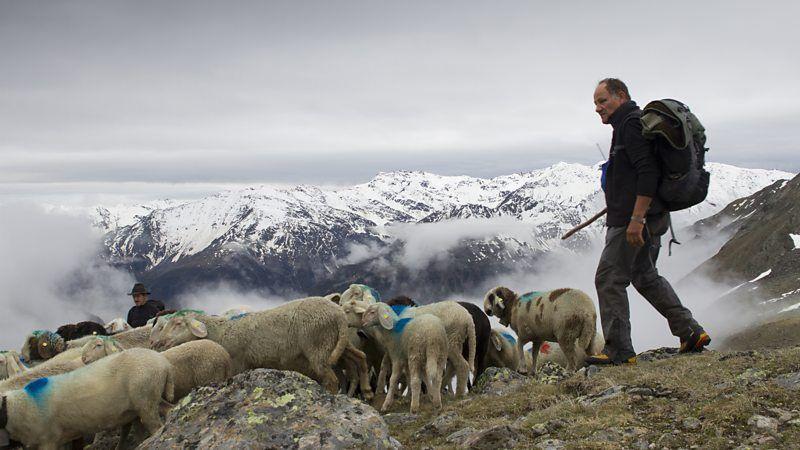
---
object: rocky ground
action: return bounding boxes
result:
[79,313,800,450]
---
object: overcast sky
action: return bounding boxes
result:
[1,1,798,205]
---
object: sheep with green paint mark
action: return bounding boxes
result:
[483,286,597,372]
[0,352,26,381]
[340,283,381,305]
[20,330,65,363]
[0,348,174,450]
[67,323,155,352]
[485,328,521,371]
[149,297,371,398]
[361,303,447,413]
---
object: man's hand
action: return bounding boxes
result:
[626,220,645,247]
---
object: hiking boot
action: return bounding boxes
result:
[585,353,614,365]
[619,356,637,365]
[680,330,711,353]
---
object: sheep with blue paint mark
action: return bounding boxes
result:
[340,283,381,305]
[379,302,476,397]
[0,352,26,381]
[361,302,448,413]
[0,347,174,450]
[485,328,521,371]
[483,286,597,372]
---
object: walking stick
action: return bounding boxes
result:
[561,208,607,240]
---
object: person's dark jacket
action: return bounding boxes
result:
[604,100,664,227]
[127,300,166,328]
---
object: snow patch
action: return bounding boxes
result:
[790,234,800,250]
[749,269,772,283]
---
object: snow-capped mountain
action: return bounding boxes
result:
[98,162,793,300]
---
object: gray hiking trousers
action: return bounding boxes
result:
[595,220,701,361]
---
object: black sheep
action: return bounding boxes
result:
[457,302,491,383]
[56,321,108,341]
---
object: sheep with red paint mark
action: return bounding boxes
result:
[483,286,598,372]
[360,303,448,413]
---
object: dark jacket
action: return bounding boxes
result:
[127,300,166,328]
[604,100,664,227]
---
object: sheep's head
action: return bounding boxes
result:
[339,298,370,328]
[361,303,395,330]
[80,336,124,364]
[0,351,27,380]
[483,286,517,326]
[489,330,505,352]
[104,318,132,335]
[341,284,381,305]
[23,331,65,361]
[151,316,207,351]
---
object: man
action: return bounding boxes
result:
[586,78,711,365]
[126,282,165,328]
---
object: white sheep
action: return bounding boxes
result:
[159,340,233,399]
[386,302,476,397]
[104,318,132,335]
[483,286,597,372]
[340,283,381,304]
[0,337,123,393]
[150,296,371,397]
[0,351,27,381]
[361,303,447,414]
[485,328,520,371]
[67,324,153,351]
[0,348,174,450]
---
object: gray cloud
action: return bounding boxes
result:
[1,0,798,192]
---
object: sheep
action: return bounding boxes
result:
[361,303,447,413]
[485,328,520,371]
[325,292,342,304]
[0,347,174,450]
[530,333,605,370]
[0,352,26,381]
[483,286,597,372]
[20,330,65,362]
[340,283,381,304]
[55,321,108,341]
[158,340,233,399]
[384,297,491,390]
[68,324,153,351]
[221,306,254,320]
[1,337,123,393]
[150,296,371,398]
[104,318,132,335]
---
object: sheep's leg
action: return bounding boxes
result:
[426,354,444,409]
[517,339,529,374]
[376,354,391,394]
[449,349,470,397]
[381,360,402,412]
[527,340,543,375]
[309,353,340,395]
[560,339,578,371]
[442,362,455,396]
[345,346,373,401]
[115,422,132,450]
[408,357,422,414]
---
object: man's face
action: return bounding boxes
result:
[133,293,148,306]
[594,83,627,124]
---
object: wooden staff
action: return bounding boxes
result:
[561,208,607,240]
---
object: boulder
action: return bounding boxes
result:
[138,369,399,449]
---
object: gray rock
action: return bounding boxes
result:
[585,365,601,378]
[747,415,779,433]
[383,413,419,428]
[87,422,150,450]
[536,438,565,450]
[578,385,624,406]
[530,423,549,437]
[767,407,793,423]
[137,369,399,450]
[534,361,571,384]
[460,425,521,450]
[681,417,702,431]
[446,427,477,445]
[413,411,458,438]
[473,367,528,395]
[637,347,679,362]
[737,368,768,384]
[773,371,800,390]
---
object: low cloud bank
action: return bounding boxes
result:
[0,203,134,350]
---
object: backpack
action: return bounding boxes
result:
[640,99,710,211]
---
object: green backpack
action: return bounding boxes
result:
[640,99,710,211]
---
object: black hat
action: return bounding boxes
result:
[128,283,151,296]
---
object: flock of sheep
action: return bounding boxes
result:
[0,283,602,449]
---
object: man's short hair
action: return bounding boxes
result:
[599,78,630,100]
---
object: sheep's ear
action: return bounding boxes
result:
[377,304,394,330]
[491,334,503,352]
[188,319,208,338]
